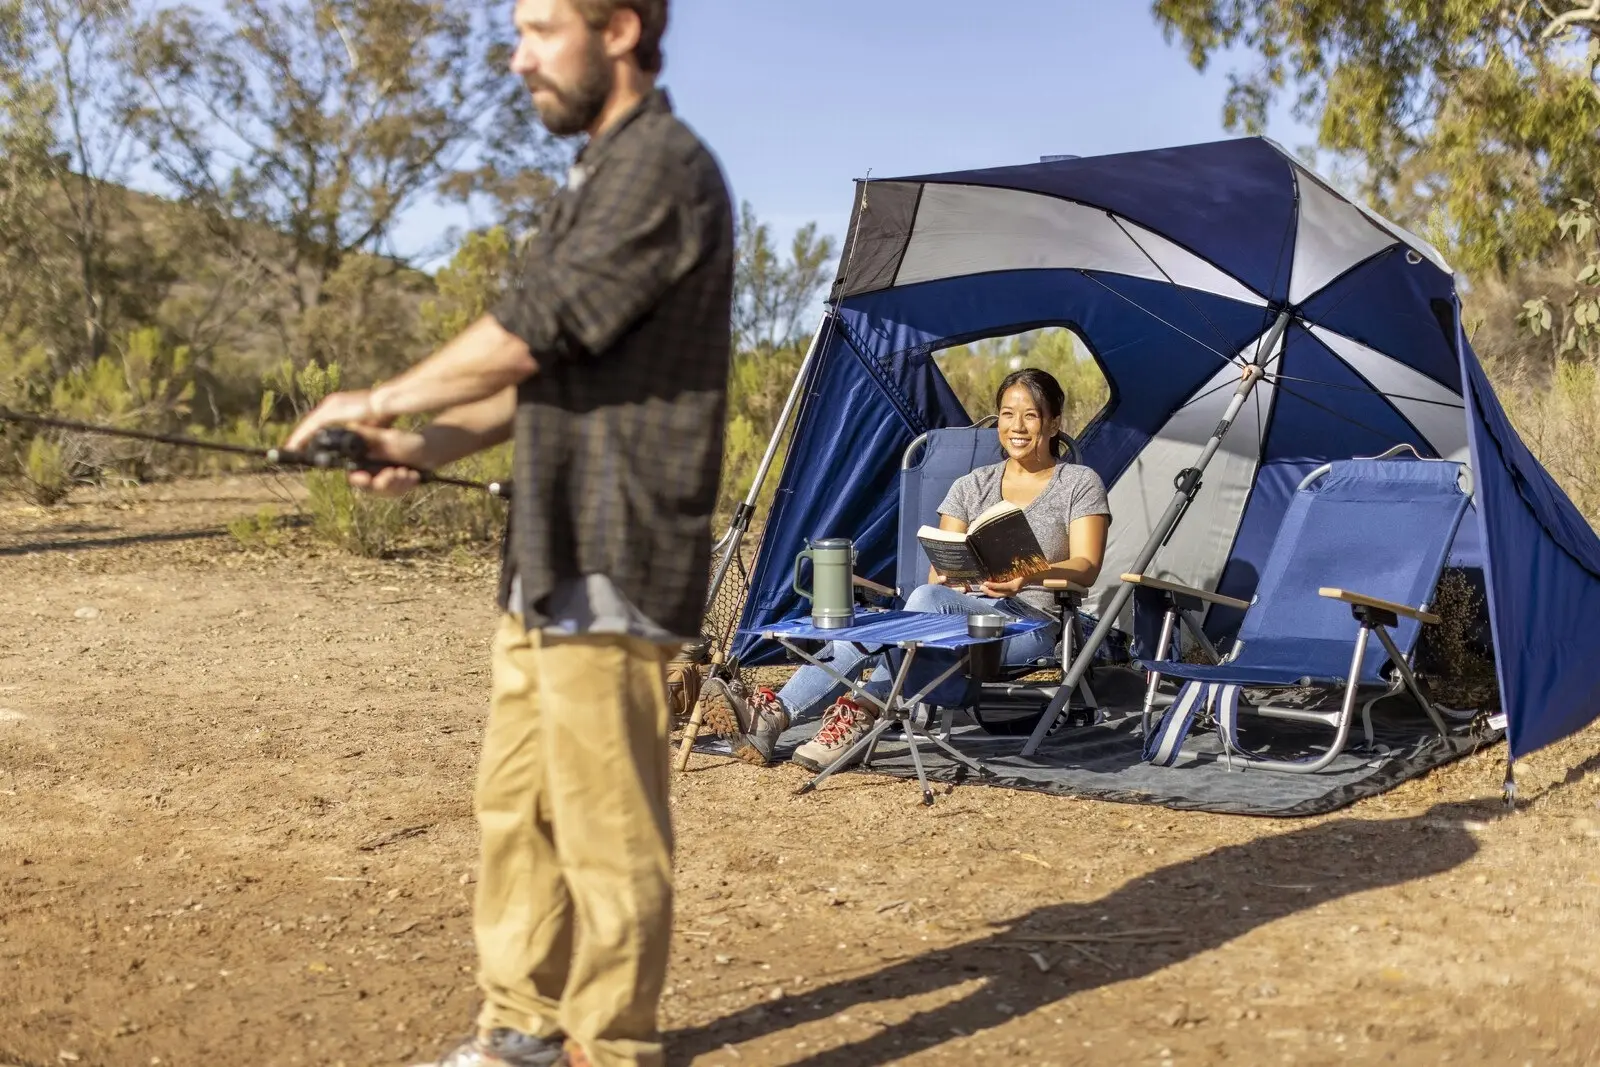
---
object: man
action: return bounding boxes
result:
[284,1,733,1064]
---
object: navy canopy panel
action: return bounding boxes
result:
[1460,334,1600,757]
[895,139,1300,300]
[734,136,1600,759]
[732,316,968,666]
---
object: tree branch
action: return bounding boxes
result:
[1542,0,1600,38]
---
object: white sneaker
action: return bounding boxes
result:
[792,696,876,772]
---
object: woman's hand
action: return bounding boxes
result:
[978,575,1028,599]
[930,572,974,594]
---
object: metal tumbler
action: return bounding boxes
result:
[793,537,857,630]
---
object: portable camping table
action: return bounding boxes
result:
[742,610,1051,806]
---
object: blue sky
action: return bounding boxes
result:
[396,0,1319,265]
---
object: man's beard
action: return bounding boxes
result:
[525,36,613,137]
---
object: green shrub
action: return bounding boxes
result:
[407,442,513,547]
[46,328,198,481]
[227,505,291,551]
[419,228,512,346]
[305,470,405,558]
[22,435,73,506]
[937,327,1110,436]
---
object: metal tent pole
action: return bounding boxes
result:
[702,312,831,615]
[676,314,832,773]
[1021,311,1291,756]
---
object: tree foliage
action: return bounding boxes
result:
[0,0,155,368]
[126,0,558,369]
[1151,0,1600,277]
[732,201,836,352]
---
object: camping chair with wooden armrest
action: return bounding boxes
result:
[892,424,1105,735]
[1130,454,1474,774]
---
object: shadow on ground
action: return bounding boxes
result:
[670,800,1498,1066]
[0,526,233,556]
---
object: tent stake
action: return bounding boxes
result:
[1021,311,1291,756]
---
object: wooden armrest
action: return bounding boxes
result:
[1318,588,1440,625]
[852,574,896,599]
[1040,579,1089,595]
[1120,573,1251,611]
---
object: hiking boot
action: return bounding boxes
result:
[411,1029,566,1067]
[703,680,790,765]
[792,696,876,773]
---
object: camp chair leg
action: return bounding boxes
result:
[1371,623,1452,739]
[1141,609,1180,738]
[1231,625,1372,775]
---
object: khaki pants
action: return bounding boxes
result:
[475,614,676,1067]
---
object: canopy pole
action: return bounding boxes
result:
[1021,311,1292,757]
[703,312,830,618]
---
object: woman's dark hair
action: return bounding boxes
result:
[995,367,1067,457]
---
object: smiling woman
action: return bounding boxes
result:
[714,364,1114,774]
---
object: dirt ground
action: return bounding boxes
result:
[2,476,1600,1067]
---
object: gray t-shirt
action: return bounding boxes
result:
[937,460,1111,616]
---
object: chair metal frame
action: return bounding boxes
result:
[1128,452,1473,774]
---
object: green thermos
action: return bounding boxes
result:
[793,537,856,630]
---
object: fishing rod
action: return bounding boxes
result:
[0,406,511,500]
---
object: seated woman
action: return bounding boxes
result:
[716,367,1111,772]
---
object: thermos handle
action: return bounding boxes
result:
[793,546,814,599]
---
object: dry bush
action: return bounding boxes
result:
[1478,353,1600,522]
[406,443,512,548]
[1418,569,1501,712]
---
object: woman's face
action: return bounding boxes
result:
[996,383,1056,464]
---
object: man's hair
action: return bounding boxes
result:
[573,0,668,74]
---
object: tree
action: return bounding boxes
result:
[0,0,156,369]
[438,78,569,241]
[1151,1,1600,277]
[418,226,513,347]
[0,0,54,333]
[127,0,561,373]
[732,201,836,353]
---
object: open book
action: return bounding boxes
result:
[917,500,1050,585]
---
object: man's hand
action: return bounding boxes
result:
[341,424,431,497]
[979,575,1028,599]
[283,389,389,452]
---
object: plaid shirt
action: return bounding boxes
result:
[491,90,735,640]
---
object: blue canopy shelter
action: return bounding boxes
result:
[711,137,1600,765]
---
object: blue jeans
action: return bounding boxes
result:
[775,583,1060,724]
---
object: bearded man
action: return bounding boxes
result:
[284,2,733,1064]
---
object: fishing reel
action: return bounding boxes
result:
[265,427,379,473]
[267,427,511,499]
[305,427,375,471]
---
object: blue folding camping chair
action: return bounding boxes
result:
[896,422,1107,734]
[1128,452,1474,774]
